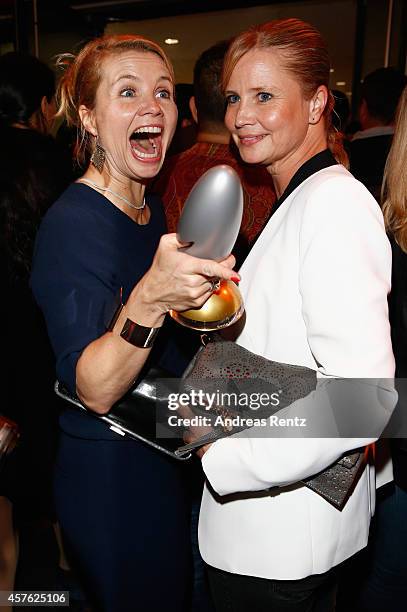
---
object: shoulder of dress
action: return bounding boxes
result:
[40,183,100,234]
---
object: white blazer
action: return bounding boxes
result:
[199,165,395,580]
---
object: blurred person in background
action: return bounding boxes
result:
[0,51,71,606]
[166,82,197,156]
[351,85,407,612]
[153,40,276,268]
[349,67,406,201]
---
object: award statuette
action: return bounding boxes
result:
[169,164,244,331]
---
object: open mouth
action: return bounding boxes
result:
[130,126,163,161]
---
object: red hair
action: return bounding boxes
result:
[222,18,348,167]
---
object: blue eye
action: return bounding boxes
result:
[120,88,135,98]
[226,94,240,105]
[258,92,272,103]
[156,90,171,99]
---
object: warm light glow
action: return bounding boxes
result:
[336,81,346,86]
[165,38,179,45]
[330,68,335,73]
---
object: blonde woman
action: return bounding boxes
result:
[357,86,407,612]
[31,35,237,612]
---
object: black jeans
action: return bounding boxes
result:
[207,564,337,612]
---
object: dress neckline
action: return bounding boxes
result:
[74,181,152,227]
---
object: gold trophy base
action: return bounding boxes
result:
[170,279,244,331]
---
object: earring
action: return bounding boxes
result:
[91,137,106,173]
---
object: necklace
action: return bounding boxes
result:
[78,178,146,211]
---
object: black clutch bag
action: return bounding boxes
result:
[55,367,191,460]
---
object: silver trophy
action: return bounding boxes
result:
[170,164,245,330]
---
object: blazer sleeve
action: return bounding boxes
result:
[202,174,396,496]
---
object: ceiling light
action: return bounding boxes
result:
[165,38,179,45]
[336,81,346,86]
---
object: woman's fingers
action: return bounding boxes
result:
[162,233,184,249]
[183,431,212,458]
[141,232,241,312]
[219,254,237,270]
[196,444,211,458]
[160,234,239,280]
[198,258,239,281]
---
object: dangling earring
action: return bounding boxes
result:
[91,137,106,173]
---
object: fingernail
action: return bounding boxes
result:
[231,275,240,283]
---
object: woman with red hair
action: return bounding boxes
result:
[196,19,394,611]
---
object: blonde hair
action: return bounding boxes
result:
[382,86,407,252]
[222,18,349,168]
[56,34,175,167]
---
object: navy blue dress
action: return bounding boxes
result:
[31,184,191,612]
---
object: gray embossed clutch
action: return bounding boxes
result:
[178,336,366,510]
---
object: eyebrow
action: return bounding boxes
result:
[225,86,277,95]
[250,86,273,92]
[113,74,173,85]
